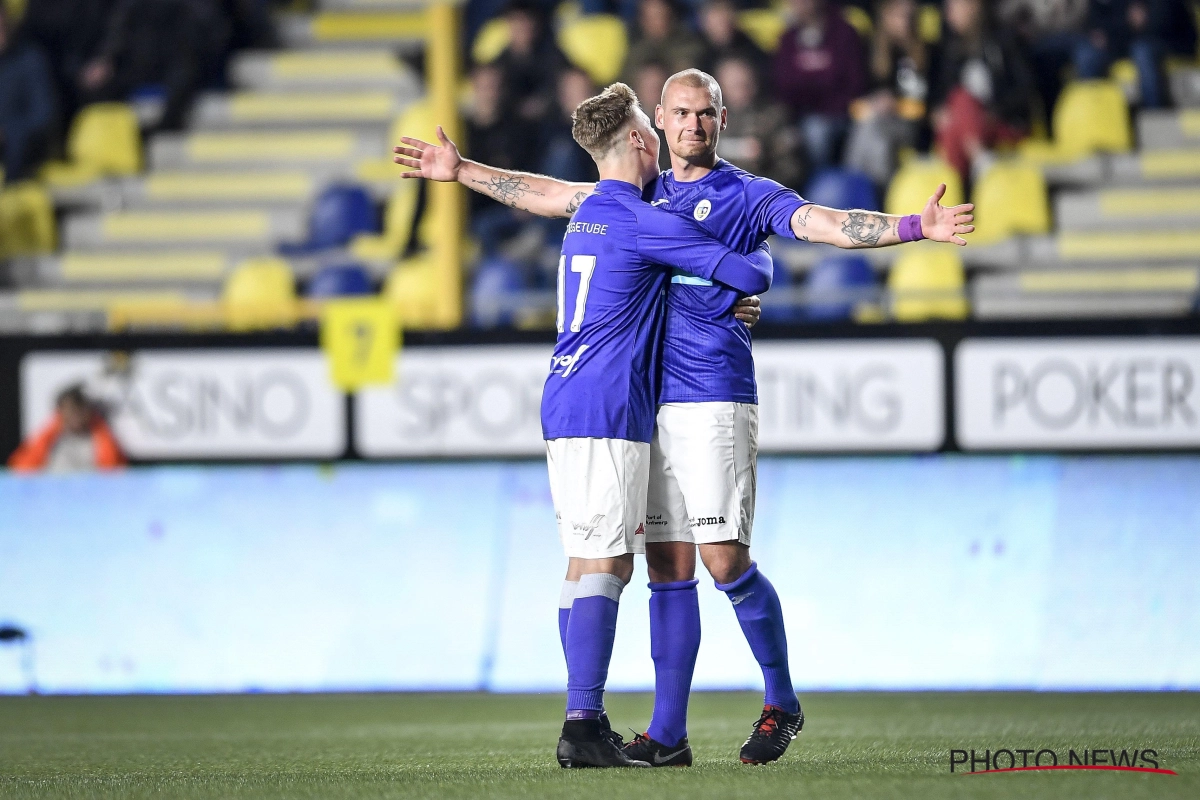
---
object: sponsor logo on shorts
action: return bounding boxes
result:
[690,515,726,527]
[634,523,645,536]
[571,514,605,538]
[549,344,590,378]
[645,514,668,527]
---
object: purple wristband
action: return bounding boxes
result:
[899,214,924,243]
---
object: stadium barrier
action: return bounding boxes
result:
[4,319,1200,462]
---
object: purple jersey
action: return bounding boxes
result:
[646,160,808,404]
[541,179,773,443]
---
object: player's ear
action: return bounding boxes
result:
[720,107,727,132]
[629,128,646,151]
[655,105,664,130]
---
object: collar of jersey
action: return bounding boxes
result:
[662,158,730,190]
[595,179,642,196]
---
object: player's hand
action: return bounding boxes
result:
[734,295,761,328]
[392,125,462,182]
[920,183,974,246]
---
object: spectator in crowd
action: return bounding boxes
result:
[843,0,932,186]
[8,385,125,473]
[715,56,804,187]
[1074,0,1197,108]
[698,0,769,77]
[930,0,1034,182]
[79,0,230,131]
[624,0,707,82]
[0,4,56,183]
[466,63,539,254]
[492,0,567,123]
[631,59,673,170]
[540,67,599,183]
[1000,0,1088,126]
[772,0,868,170]
[21,0,114,127]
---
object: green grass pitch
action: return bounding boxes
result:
[1,691,1197,799]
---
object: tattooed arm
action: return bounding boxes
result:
[790,184,975,248]
[393,126,595,219]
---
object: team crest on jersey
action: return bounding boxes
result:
[693,199,712,221]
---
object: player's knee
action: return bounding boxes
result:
[700,542,752,585]
[645,541,696,583]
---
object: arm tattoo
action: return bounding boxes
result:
[470,175,544,209]
[794,205,813,242]
[841,211,891,247]
[565,191,588,215]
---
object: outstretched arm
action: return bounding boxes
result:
[792,184,974,248]
[393,126,595,219]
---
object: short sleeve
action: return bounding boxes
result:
[745,176,807,239]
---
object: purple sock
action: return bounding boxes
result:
[646,579,700,746]
[558,580,577,658]
[564,573,625,715]
[715,562,799,714]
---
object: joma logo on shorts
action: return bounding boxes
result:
[691,516,726,526]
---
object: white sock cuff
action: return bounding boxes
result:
[559,580,579,609]
[576,573,626,602]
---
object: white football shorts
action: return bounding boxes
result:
[546,437,649,559]
[645,402,758,546]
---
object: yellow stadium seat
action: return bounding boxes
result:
[0,181,56,258]
[558,15,627,86]
[737,9,786,52]
[919,4,941,43]
[42,103,141,187]
[885,157,963,216]
[382,254,446,329]
[356,101,435,183]
[842,5,872,38]
[472,18,510,64]
[1020,80,1131,162]
[1109,58,1139,98]
[351,180,420,262]
[222,257,297,331]
[310,12,426,42]
[888,245,969,321]
[970,162,1050,244]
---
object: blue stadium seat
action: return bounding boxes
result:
[803,168,879,212]
[803,255,876,321]
[307,262,374,298]
[470,257,528,327]
[280,184,378,256]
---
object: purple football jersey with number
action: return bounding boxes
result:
[645,160,808,404]
[540,179,773,443]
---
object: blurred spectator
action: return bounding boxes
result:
[631,59,673,170]
[79,0,230,131]
[0,4,56,182]
[22,0,113,126]
[624,0,707,81]
[1075,0,1197,108]
[222,0,277,53]
[843,0,931,186]
[8,385,125,473]
[540,67,599,183]
[772,0,868,170]
[466,64,538,254]
[1000,0,1088,125]
[698,0,769,77]
[930,0,1034,182]
[492,0,567,123]
[715,56,804,187]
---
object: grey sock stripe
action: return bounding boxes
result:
[576,573,625,602]
[559,580,579,609]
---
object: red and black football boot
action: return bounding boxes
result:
[622,732,693,767]
[739,703,804,765]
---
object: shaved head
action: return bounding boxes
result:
[661,68,723,110]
